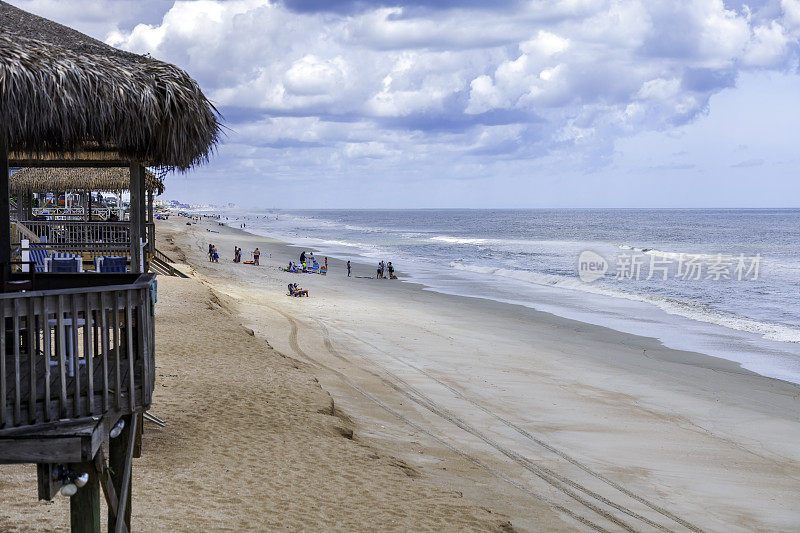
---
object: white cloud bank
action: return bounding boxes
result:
[105,1,798,159]
[11,0,800,205]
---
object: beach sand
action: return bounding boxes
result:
[3,216,800,531]
[0,230,516,531]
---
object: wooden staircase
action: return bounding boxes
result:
[149,249,189,278]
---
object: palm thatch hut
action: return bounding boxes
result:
[0,0,220,270]
[0,2,220,170]
[0,4,220,530]
[9,168,165,195]
[10,167,165,241]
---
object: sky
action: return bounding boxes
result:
[10,0,800,208]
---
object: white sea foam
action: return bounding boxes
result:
[431,236,489,245]
[448,262,800,343]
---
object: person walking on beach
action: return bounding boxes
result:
[347,260,351,277]
[324,257,328,271]
[253,248,260,265]
[208,244,214,262]
[388,262,395,279]
[300,251,306,264]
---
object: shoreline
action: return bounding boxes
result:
[210,216,792,390]
[221,211,800,386]
[166,216,800,531]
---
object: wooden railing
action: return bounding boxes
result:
[150,248,189,278]
[20,220,130,245]
[31,207,116,221]
[10,220,155,270]
[11,221,41,244]
[23,242,132,263]
[0,274,156,428]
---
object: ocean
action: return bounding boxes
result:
[223,208,800,384]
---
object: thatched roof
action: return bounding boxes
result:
[10,167,164,194]
[0,2,220,170]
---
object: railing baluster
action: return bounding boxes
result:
[125,290,136,412]
[100,292,110,412]
[149,287,155,393]
[26,297,37,424]
[71,294,81,417]
[113,291,121,411]
[42,296,52,422]
[137,289,149,406]
[56,295,67,419]
[12,300,21,425]
[1,301,7,428]
[85,293,95,414]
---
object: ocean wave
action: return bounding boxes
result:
[618,245,744,262]
[431,235,489,245]
[432,235,588,250]
[448,261,800,343]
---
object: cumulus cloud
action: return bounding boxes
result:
[11,0,800,202]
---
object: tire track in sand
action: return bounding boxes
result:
[275,307,615,533]
[311,320,676,533]
[320,321,703,533]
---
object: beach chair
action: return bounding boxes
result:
[46,253,82,273]
[95,256,128,273]
[29,248,48,272]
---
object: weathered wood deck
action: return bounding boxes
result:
[0,413,114,464]
[2,352,143,430]
[0,274,156,436]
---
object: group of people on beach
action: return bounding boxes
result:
[377,260,395,279]
[294,250,326,274]
[287,283,308,297]
[208,243,259,265]
[207,244,219,262]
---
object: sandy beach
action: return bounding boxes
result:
[3,216,800,532]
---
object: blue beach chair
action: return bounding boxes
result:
[46,253,82,273]
[29,248,48,272]
[94,256,128,273]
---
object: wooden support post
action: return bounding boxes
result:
[133,412,143,458]
[108,414,133,532]
[146,189,154,271]
[94,449,122,527]
[37,463,64,500]
[70,460,101,533]
[87,190,93,221]
[1,137,10,275]
[25,191,33,220]
[129,164,142,273]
